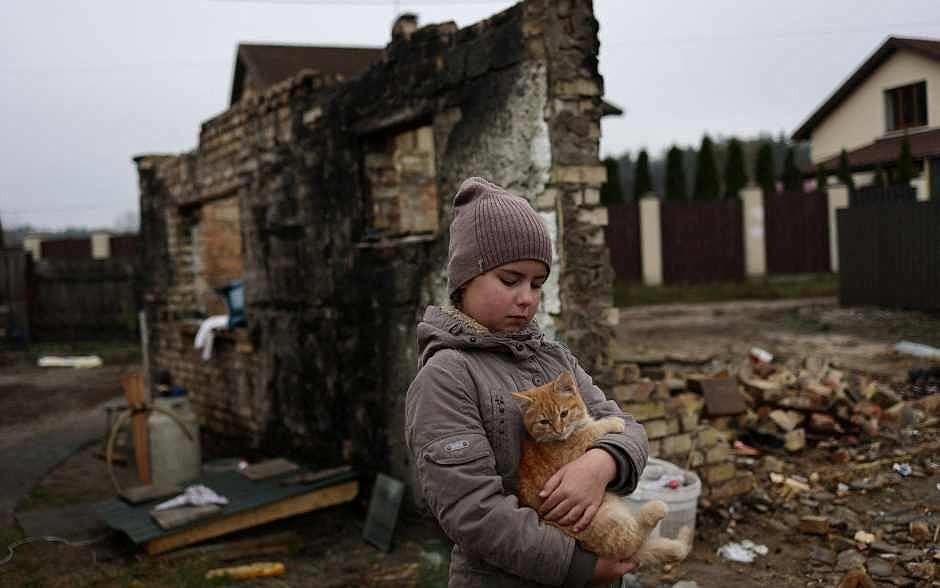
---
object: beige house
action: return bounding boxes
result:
[793,36,940,199]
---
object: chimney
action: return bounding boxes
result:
[392,13,418,43]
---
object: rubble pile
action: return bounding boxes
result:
[612,346,940,585]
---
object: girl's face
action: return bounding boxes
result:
[460,259,548,333]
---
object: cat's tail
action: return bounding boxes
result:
[632,525,693,567]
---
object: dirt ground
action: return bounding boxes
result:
[2,297,939,587]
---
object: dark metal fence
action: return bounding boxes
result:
[838,200,940,310]
[41,237,92,260]
[660,199,744,283]
[605,201,642,283]
[0,249,31,342]
[850,184,916,207]
[764,191,831,274]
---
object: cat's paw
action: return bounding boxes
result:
[639,500,667,525]
[599,417,625,434]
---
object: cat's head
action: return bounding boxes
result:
[512,371,590,442]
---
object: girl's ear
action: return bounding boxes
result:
[511,391,534,406]
[554,371,577,396]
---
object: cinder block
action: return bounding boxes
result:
[620,402,666,422]
[644,420,669,440]
[696,427,722,449]
[707,473,754,502]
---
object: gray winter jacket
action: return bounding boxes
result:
[405,306,649,587]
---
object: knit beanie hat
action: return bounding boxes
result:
[447,177,552,298]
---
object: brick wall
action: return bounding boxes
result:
[136,0,614,487]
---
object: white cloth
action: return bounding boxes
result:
[194,315,229,361]
[152,484,229,512]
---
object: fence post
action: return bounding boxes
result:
[91,231,112,260]
[739,186,766,278]
[639,196,662,286]
[827,184,850,272]
[22,234,43,261]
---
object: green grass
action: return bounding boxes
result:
[614,273,839,307]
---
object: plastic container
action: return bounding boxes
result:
[149,397,201,487]
[624,457,701,540]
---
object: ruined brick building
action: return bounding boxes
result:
[136,0,618,490]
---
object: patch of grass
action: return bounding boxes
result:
[614,273,839,307]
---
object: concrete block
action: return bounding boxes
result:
[705,444,730,464]
[644,420,669,440]
[696,427,722,449]
[621,401,666,422]
[550,165,606,185]
[707,473,754,502]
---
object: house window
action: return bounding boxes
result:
[885,81,927,131]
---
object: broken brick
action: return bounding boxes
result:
[799,515,830,535]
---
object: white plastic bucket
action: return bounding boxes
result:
[149,397,201,488]
[624,457,700,540]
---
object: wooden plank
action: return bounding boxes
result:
[144,480,358,555]
[122,372,150,484]
[152,505,221,530]
[241,458,299,481]
[121,484,182,505]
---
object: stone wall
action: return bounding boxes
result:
[136,0,614,486]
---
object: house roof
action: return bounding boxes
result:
[230,43,384,105]
[811,127,940,172]
[792,36,940,141]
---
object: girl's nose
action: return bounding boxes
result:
[518,286,537,306]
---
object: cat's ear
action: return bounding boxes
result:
[511,391,535,406]
[554,371,577,396]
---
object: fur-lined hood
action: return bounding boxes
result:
[415,305,544,369]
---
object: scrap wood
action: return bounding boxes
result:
[151,504,221,530]
[242,458,299,481]
[159,530,303,562]
[205,561,285,580]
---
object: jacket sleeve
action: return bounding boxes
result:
[565,349,649,496]
[405,352,594,587]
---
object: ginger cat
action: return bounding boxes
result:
[513,372,692,568]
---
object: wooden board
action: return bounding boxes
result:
[241,458,299,481]
[144,480,358,555]
[121,484,182,505]
[151,504,221,530]
[121,372,150,484]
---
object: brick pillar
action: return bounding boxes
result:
[638,196,662,286]
[827,184,849,273]
[740,186,766,278]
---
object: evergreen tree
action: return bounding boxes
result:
[633,150,653,198]
[872,165,888,189]
[896,133,914,185]
[781,146,802,192]
[815,165,828,193]
[755,141,776,195]
[600,156,625,205]
[838,148,855,191]
[723,138,748,198]
[664,146,688,201]
[693,135,720,200]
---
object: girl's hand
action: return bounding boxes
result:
[538,448,616,532]
[592,557,636,582]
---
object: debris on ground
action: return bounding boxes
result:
[36,355,103,369]
[717,539,768,563]
[205,561,286,580]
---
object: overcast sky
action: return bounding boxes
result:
[3,0,940,231]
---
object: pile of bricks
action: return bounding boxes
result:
[610,361,754,503]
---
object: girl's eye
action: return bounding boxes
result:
[500,278,517,287]
[560,410,568,418]
[532,282,545,289]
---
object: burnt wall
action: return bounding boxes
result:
[136,0,614,486]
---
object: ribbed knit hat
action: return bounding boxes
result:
[447,177,552,298]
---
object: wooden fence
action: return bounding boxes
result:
[604,201,642,283]
[838,201,940,310]
[660,199,744,283]
[764,191,830,275]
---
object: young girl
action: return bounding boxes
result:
[405,177,649,587]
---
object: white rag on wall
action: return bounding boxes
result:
[194,315,229,361]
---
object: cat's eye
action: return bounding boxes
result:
[560,410,568,418]
[539,419,550,425]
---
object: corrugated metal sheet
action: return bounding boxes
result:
[838,201,940,310]
[660,198,744,283]
[764,191,831,275]
[95,468,357,544]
